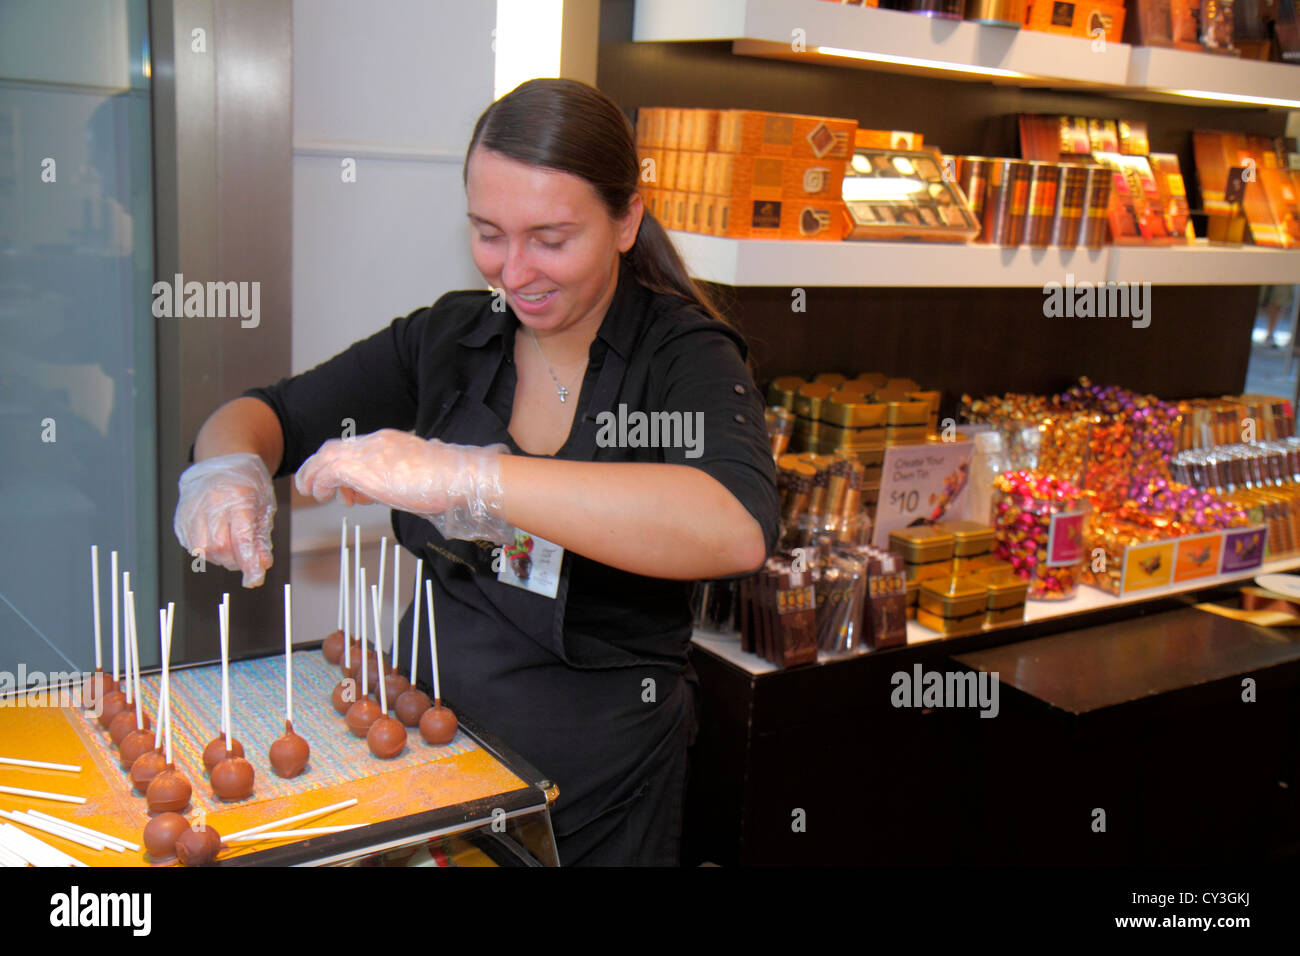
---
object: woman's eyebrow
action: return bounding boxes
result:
[466,212,578,231]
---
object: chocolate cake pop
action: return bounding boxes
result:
[321,629,346,664]
[175,821,223,866]
[419,703,458,746]
[146,604,190,814]
[201,736,244,773]
[394,556,431,727]
[332,678,358,715]
[211,755,254,800]
[346,567,383,737]
[269,585,310,778]
[366,583,407,759]
[120,728,155,771]
[147,764,191,814]
[419,578,458,745]
[143,811,188,863]
[211,593,255,801]
[271,720,310,778]
[395,686,430,727]
[130,748,166,792]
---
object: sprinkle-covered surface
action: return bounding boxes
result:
[0,650,528,866]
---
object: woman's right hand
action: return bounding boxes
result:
[173,452,277,587]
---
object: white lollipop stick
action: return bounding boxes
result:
[359,567,368,696]
[424,578,441,702]
[409,558,423,684]
[153,606,168,751]
[90,546,102,673]
[391,544,400,670]
[121,574,132,705]
[227,824,363,843]
[342,544,351,667]
[162,603,175,765]
[129,590,143,729]
[109,551,119,682]
[0,757,80,773]
[336,517,347,631]
[223,797,357,841]
[25,811,138,852]
[284,583,293,724]
[221,593,232,750]
[371,584,388,712]
[376,535,387,646]
[353,525,361,647]
[0,786,86,805]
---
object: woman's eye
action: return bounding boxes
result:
[477,233,501,243]
[538,238,565,250]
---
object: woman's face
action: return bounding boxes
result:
[465,146,641,336]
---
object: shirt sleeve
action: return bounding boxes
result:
[649,316,781,564]
[242,304,430,480]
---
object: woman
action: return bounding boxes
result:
[174,78,780,865]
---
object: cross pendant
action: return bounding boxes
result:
[557,385,568,403]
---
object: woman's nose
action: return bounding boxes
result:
[500,239,537,290]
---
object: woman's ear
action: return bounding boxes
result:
[616,192,644,254]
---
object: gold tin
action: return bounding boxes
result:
[767,375,805,410]
[932,520,996,557]
[820,423,887,445]
[823,395,887,428]
[907,390,942,416]
[887,402,930,425]
[891,526,956,564]
[886,425,929,444]
[916,607,983,636]
[793,383,834,420]
[813,372,847,387]
[966,0,1027,26]
[886,378,920,393]
[906,605,917,621]
[853,372,887,389]
[919,577,988,618]
[905,559,953,584]
[978,569,1030,610]
[854,445,886,466]
[984,605,1025,626]
[906,578,920,607]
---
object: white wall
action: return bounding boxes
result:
[289,0,496,646]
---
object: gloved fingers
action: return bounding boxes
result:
[227,503,268,588]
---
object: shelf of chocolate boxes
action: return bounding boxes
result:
[691,374,1300,668]
[638,105,1300,252]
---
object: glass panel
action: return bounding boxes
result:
[0,0,158,686]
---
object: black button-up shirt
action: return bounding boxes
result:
[244,256,779,855]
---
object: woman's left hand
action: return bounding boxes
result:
[295,430,509,532]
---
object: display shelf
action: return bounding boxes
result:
[693,553,1300,676]
[1106,243,1300,287]
[634,0,1132,88]
[671,230,1300,288]
[633,0,1300,108]
[1128,46,1300,109]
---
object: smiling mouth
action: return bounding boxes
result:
[515,290,555,303]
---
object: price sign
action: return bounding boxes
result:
[871,440,973,550]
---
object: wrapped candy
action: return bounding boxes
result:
[992,470,1090,600]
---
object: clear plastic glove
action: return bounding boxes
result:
[173,452,277,588]
[295,430,512,545]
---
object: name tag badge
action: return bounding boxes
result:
[497,528,563,599]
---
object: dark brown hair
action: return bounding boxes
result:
[463,78,728,325]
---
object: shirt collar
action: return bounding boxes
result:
[457,256,646,359]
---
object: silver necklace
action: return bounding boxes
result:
[526,327,586,403]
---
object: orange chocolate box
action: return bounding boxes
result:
[713,197,847,240]
[708,152,847,201]
[716,109,857,161]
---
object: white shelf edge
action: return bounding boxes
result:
[669,231,1300,288]
[634,0,1300,108]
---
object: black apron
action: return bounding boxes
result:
[392,330,696,866]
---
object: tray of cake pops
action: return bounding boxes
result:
[0,525,548,868]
